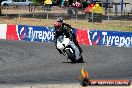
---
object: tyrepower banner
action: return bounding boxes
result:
[18,25,55,42]
[76,29,132,48]
[0,24,55,42]
[89,30,132,47]
[18,25,77,42]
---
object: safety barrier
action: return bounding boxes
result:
[1,24,132,48]
[0,24,55,42]
[77,29,132,48]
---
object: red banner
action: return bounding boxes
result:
[76,29,90,45]
[6,25,19,40]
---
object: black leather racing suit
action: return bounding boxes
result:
[54,23,82,54]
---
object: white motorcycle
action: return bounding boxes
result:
[56,35,83,63]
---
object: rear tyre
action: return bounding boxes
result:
[65,49,76,63]
[77,55,84,63]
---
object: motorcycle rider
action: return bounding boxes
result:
[54,17,83,55]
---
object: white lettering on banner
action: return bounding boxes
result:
[126,37,131,47]
[28,27,54,42]
[102,32,107,44]
[102,32,132,47]
[119,37,125,46]
[115,36,119,46]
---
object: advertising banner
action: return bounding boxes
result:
[17,25,55,42]
[89,30,132,47]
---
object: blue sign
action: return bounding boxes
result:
[18,25,55,42]
[89,30,132,47]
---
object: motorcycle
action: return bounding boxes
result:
[56,34,83,63]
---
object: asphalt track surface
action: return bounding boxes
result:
[0,39,132,84]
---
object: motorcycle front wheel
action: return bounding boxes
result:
[77,55,84,63]
[65,49,77,63]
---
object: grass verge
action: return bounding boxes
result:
[0,17,132,32]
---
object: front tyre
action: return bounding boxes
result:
[65,49,76,63]
[77,55,84,63]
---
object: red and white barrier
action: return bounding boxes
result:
[0,24,19,40]
[1,24,132,48]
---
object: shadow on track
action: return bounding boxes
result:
[62,61,85,64]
